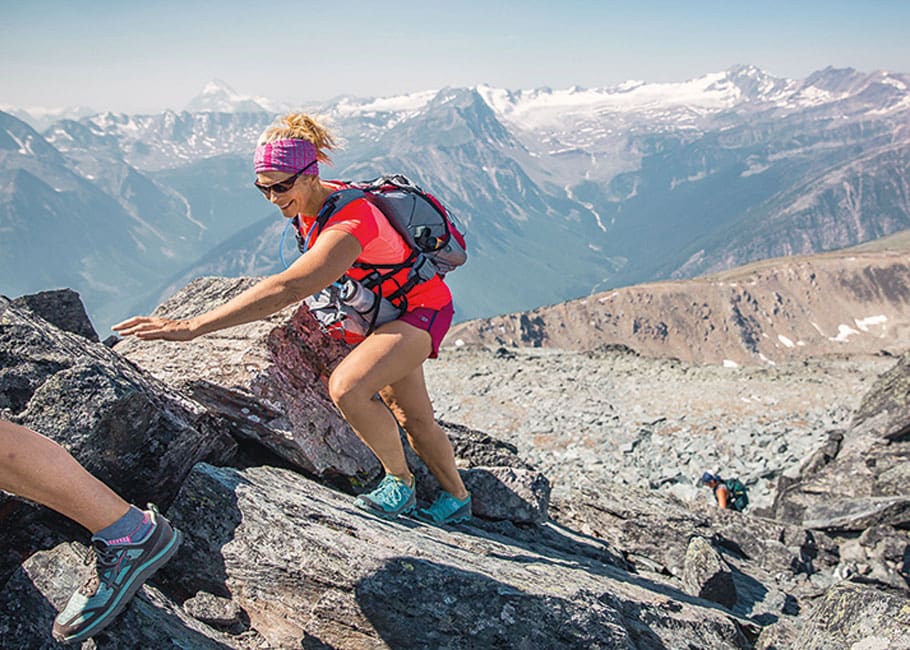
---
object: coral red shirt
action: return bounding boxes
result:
[297,185,452,311]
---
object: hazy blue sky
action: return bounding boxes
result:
[2,0,908,113]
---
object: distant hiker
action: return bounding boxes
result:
[0,418,181,644]
[114,112,471,526]
[700,472,749,512]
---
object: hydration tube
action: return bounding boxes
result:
[279,218,294,270]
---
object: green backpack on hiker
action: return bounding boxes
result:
[724,478,749,512]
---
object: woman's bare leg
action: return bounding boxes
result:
[380,365,468,500]
[0,419,129,533]
[329,320,435,482]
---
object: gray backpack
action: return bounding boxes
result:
[299,175,467,341]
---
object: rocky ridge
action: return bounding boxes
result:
[446,244,910,366]
[1,285,908,649]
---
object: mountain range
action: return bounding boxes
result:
[2,66,909,332]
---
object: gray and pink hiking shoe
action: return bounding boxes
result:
[52,506,182,644]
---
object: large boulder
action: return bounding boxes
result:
[765,352,910,594]
[682,536,737,608]
[0,295,234,509]
[11,289,99,342]
[852,351,910,443]
[116,278,553,523]
[772,351,910,533]
[115,277,384,482]
[461,466,551,524]
[0,294,234,585]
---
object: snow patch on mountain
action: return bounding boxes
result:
[5,129,35,155]
[332,90,438,116]
[476,71,748,130]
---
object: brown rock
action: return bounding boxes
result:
[116,276,381,481]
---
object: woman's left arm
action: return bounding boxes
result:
[114,229,361,340]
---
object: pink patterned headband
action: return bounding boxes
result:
[254,139,319,175]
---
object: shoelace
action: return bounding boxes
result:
[78,542,122,596]
[374,477,409,504]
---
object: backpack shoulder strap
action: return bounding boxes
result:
[298,188,367,253]
[315,188,367,231]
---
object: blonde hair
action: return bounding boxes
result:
[257,113,336,164]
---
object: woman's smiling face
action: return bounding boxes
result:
[256,169,317,218]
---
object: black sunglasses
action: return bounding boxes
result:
[254,160,316,197]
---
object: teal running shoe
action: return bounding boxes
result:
[52,506,182,644]
[353,474,416,519]
[416,491,472,525]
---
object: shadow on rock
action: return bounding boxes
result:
[475,518,629,574]
[159,464,247,604]
[354,556,637,649]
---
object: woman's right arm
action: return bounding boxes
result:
[114,229,362,341]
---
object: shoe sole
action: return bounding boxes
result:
[59,529,183,644]
[414,510,472,526]
[353,499,416,520]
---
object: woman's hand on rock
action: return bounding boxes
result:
[112,316,198,341]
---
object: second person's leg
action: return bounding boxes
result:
[0,419,129,533]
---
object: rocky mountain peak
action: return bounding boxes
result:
[803,65,864,93]
[718,64,791,102]
[0,111,67,165]
[184,79,285,115]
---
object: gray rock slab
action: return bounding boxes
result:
[552,483,838,582]
[791,581,910,650]
[804,497,910,532]
[160,462,753,649]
